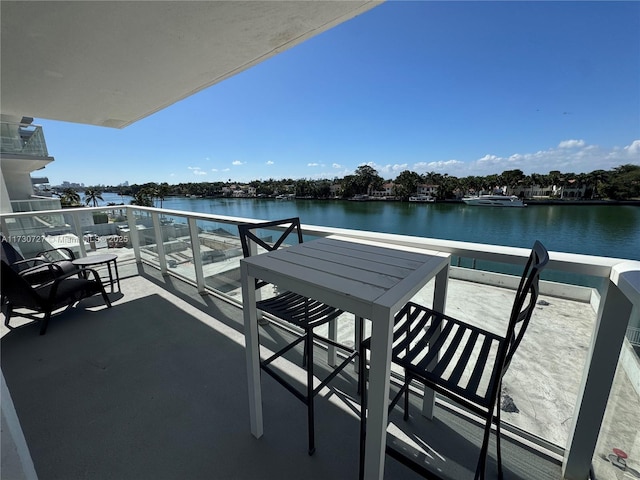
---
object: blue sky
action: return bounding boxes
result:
[39,1,640,186]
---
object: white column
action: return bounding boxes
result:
[562,279,634,479]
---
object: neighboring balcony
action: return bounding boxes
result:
[0,121,50,158]
[1,206,638,480]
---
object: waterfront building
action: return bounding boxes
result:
[417,183,439,197]
[371,182,395,198]
[509,183,588,200]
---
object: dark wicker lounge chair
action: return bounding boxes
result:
[1,259,112,335]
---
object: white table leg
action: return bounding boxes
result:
[241,261,263,438]
[363,306,394,480]
[422,263,450,419]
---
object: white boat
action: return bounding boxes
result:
[350,194,370,201]
[409,195,436,203]
[462,195,526,207]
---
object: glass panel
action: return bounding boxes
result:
[1,208,137,262]
[10,197,62,212]
[126,209,157,266]
[452,255,604,290]
[195,219,243,295]
[160,216,195,282]
[3,211,79,258]
[592,317,640,479]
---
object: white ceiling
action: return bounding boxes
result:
[1,1,380,128]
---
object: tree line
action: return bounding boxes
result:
[56,164,639,206]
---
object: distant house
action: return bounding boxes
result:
[416,184,438,197]
[371,182,394,198]
[509,182,586,199]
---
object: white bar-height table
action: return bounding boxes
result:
[241,236,450,480]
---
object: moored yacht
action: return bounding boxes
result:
[409,194,436,203]
[462,194,526,207]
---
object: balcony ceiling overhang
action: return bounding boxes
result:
[1,1,380,128]
[0,155,54,173]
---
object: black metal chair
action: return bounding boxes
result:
[359,240,549,479]
[1,235,79,284]
[238,217,362,455]
[1,259,112,335]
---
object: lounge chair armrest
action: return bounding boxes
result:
[11,258,49,270]
[55,266,100,282]
[18,262,62,277]
[44,267,103,302]
[38,247,75,261]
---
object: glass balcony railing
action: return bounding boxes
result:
[0,121,50,157]
[1,205,638,480]
[10,198,62,213]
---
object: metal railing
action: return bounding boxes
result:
[1,205,639,480]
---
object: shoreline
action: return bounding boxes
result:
[101,191,640,206]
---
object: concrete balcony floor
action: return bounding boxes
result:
[2,260,585,479]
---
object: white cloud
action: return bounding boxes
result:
[332,163,343,169]
[211,168,218,172]
[375,163,409,175]
[232,160,244,166]
[558,139,586,149]
[187,166,206,175]
[624,140,640,156]
[413,160,465,172]
[352,161,407,177]
[476,155,501,165]
[461,139,640,176]
[266,160,274,165]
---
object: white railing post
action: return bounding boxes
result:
[70,211,87,257]
[562,270,636,479]
[188,217,205,293]
[126,207,142,264]
[151,211,167,274]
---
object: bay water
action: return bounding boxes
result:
[102,193,639,261]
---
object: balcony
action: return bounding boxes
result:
[2,206,639,480]
[0,121,50,158]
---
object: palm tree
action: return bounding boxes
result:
[55,188,81,206]
[156,183,171,208]
[84,189,103,207]
[130,188,154,207]
[587,169,608,199]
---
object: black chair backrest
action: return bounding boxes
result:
[1,260,45,309]
[238,217,303,258]
[238,218,304,290]
[502,240,549,373]
[1,236,25,267]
